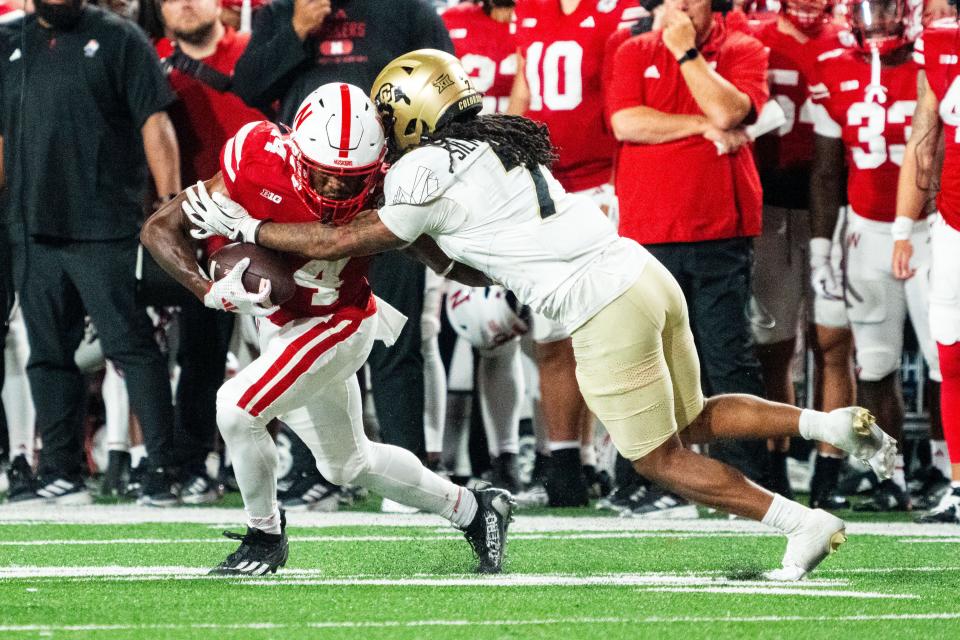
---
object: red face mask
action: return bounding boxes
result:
[291,148,386,226]
[847,0,908,55]
[783,0,830,35]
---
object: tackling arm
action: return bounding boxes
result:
[406,236,493,287]
[256,209,407,260]
[140,172,227,301]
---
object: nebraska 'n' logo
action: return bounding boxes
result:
[448,288,472,310]
[847,232,861,249]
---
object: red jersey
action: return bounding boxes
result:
[747,17,849,208]
[607,17,769,244]
[156,29,265,186]
[513,0,643,191]
[443,3,516,114]
[809,48,919,223]
[219,121,375,326]
[915,20,960,230]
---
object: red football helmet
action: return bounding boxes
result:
[845,0,909,54]
[289,83,387,225]
[782,0,831,35]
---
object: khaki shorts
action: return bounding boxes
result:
[571,259,705,461]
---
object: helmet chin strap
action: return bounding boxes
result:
[865,45,888,104]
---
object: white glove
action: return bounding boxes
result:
[809,237,843,301]
[183,181,263,244]
[202,257,278,317]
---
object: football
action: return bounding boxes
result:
[207,243,297,306]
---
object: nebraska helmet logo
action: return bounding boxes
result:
[259,189,282,204]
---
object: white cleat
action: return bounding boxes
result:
[824,407,897,480]
[764,509,846,582]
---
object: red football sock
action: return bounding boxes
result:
[938,342,960,464]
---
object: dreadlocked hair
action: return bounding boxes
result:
[411,113,557,173]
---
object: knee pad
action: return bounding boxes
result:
[855,347,899,382]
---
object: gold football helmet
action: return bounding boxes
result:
[370,49,484,151]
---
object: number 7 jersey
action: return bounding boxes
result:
[809,48,919,222]
[916,19,960,231]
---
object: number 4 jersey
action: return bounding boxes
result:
[916,19,960,231]
[219,120,374,325]
[809,48,919,223]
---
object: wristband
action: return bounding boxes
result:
[437,260,456,278]
[677,48,699,65]
[891,216,914,241]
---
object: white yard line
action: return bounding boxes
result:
[1,613,958,633]
[643,587,917,599]
[899,538,960,544]
[0,531,775,547]
[0,505,957,537]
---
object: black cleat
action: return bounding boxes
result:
[5,454,36,502]
[853,479,912,512]
[210,510,289,576]
[462,485,515,574]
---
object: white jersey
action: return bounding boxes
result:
[378,140,648,332]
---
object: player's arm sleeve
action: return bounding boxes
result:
[231,0,313,111]
[723,34,769,125]
[407,0,455,54]
[378,197,462,244]
[118,24,176,128]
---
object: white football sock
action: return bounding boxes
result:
[477,342,523,457]
[549,440,580,452]
[892,455,907,492]
[103,362,130,452]
[356,442,478,528]
[216,402,279,521]
[931,440,953,479]
[761,493,811,534]
[3,308,35,460]
[580,441,598,467]
[248,507,282,535]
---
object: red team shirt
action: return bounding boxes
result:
[513,0,643,192]
[809,48,920,223]
[915,19,960,231]
[442,2,517,114]
[746,17,847,207]
[607,16,769,244]
[219,121,375,326]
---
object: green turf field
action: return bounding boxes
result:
[1,501,959,640]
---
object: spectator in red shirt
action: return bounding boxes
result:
[608,0,771,485]
[157,0,265,503]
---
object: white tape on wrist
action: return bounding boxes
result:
[891,216,914,241]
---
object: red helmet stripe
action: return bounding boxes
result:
[338,83,351,159]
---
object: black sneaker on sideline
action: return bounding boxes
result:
[101,450,131,498]
[280,471,340,512]
[16,475,92,505]
[462,485,515,574]
[4,454,36,502]
[853,479,912,512]
[916,486,960,524]
[622,487,699,520]
[596,483,646,514]
[210,510,289,576]
[138,466,179,507]
[180,474,221,505]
